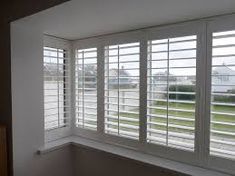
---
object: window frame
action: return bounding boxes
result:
[44,35,72,142]
[144,22,205,165]
[205,15,235,174]
[72,32,145,149]
[72,24,205,164]
[75,47,98,130]
[44,14,235,175]
[104,42,141,140]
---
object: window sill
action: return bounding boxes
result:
[38,136,230,176]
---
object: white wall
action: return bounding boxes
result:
[11,23,75,176]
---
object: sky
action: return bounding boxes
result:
[44,31,235,78]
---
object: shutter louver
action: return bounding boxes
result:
[210,30,235,159]
[147,36,197,151]
[105,43,140,140]
[44,47,70,130]
[75,48,98,130]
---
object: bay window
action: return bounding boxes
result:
[44,15,235,175]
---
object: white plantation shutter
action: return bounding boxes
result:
[147,35,197,151]
[210,30,235,159]
[43,47,70,130]
[43,17,235,174]
[104,42,140,139]
[75,48,97,130]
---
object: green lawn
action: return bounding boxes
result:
[112,101,235,135]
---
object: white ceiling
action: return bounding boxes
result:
[14,0,235,40]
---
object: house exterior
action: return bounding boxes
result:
[212,64,235,92]
[108,68,137,89]
[77,65,97,88]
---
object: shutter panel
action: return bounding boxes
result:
[75,48,97,130]
[210,30,235,159]
[105,43,140,139]
[44,47,70,130]
[147,35,197,151]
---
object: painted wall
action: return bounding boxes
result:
[11,24,75,176]
[0,1,69,175]
[74,146,187,176]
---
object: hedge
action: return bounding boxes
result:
[168,85,195,100]
[213,89,235,103]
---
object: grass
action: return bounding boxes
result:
[109,101,235,136]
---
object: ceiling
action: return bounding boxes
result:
[14,0,235,40]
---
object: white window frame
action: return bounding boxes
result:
[144,21,205,165]
[72,38,101,140]
[44,35,72,142]
[72,31,145,149]
[75,47,98,130]
[44,14,235,175]
[205,15,235,174]
[72,24,203,164]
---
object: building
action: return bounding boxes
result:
[108,68,138,89]
[212,64,235,92]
